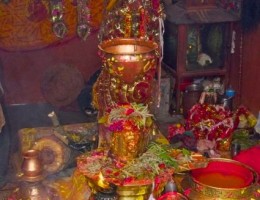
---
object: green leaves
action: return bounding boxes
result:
[148,142,178,168]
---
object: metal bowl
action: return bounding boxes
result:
[98,38,158,84]
[189,158,258,199]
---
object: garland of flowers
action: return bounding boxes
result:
[185,104,234,140]
[98,103,153,132]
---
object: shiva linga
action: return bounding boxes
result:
[88,38,159,199]
[93,38,159,152]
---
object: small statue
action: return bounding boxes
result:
[197,53,212,67]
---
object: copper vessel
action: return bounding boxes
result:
[21,149,43,181]
[98,38,158,84]
[93,38,159,111]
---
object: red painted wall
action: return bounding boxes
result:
[240,25,260,116]
[0,33,101,105]
[1,25,259,115]
[229,24,260,116]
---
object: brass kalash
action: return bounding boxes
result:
[88,38,159,199]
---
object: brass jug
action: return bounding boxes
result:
[21,149,43,180]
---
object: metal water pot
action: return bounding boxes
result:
[182,84,203,116]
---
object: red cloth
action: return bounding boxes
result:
[233,145,260,183]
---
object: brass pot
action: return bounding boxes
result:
[110,128,150,161]
[189,158,258,199]
[116,183,152,200]
[21,149,43,181]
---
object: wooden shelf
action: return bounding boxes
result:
[180,68,227,78]
[163,63,227,80]
[163,20,233,114]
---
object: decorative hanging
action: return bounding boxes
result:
[98,0,165,43]
[50,0,67,38]
[124,12,132,37]
[139,7,146,38]
[50,0,68,38]
[0,0,105,50]
[0,0,77,51]
[76,0,91,40]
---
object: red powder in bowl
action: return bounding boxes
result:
[191,160,254,188]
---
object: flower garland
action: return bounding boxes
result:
[98,103,153,132]
[185,104,234,140]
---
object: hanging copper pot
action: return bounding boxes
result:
[96,38,159,105]
[98,38,158,84]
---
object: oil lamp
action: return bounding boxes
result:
[97,172,110,189]
[95,184,117,200]
[88,172,117,200]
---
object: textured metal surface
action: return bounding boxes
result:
[99,38,158,55]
